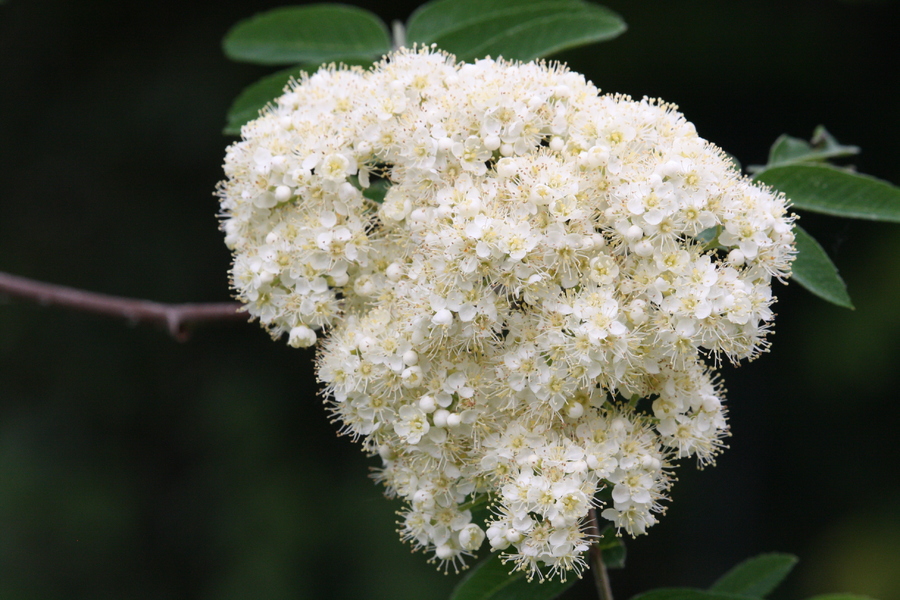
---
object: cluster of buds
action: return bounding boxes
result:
[218,47,794,580]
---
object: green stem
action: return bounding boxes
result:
[459,493,490,512]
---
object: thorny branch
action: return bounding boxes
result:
[0,271,247,341]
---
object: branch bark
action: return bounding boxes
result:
[0,271,248,341]
[588,507,614,600]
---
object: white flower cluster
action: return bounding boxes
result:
[218,48,794,580]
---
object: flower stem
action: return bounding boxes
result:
[588,508,614,600]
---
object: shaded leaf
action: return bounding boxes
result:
[223,5,390,66]
[709,553,797,598]
[596,526,626,569]
[804,595,877,600]
[751,126,859,173]
[791,226,853,309]
[631,588,756,600]
[602,540,626,570]
[756,164,900,223]
[408,0,578,43]
[362,179,390,204]
[224,57,374,135]
[723,152,742,172]
[810,125,860,160]
[407,0,625,62]
[224,67,304,135]
[450,553,577,600]
[767,134,820,167]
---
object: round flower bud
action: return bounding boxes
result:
[287,326,316,348]
[219,46,795,580]
[418,395,437,413]
[566,401,584,420]
[432,409,450,428]
[484,135,501,151]
[728,248,746,266]
[385,262,404,281]
[434,544,457,560]
[274,185,292,202]
[459,524,485,551]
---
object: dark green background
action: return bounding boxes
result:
[1,1,899,599]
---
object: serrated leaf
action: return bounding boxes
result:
[223,5,390,66]
[450,553,577,600]
[709,553,798,598]
[756,164,900,223]
[407,0,625,62]
[791,225,854,309]
[631,588,757,600]
[224,67,305,135]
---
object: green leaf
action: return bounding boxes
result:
[223,5,391,66]
[631,588,757,600]
[224,57,374,135]
[596,526,626,569]
[767,134,819,167]
[709,553,798,598]
[723,152,742,173]
[407,0,575,43]
[804,595,878,600]
[791,226,853,309]
[224,67,304,135]
[450,553,577,600]
[809,125,861,161]
[362,179,391,204]
[751,126,859,173]
[406,0,626,62]
[756,164,900,223]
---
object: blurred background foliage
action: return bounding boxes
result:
[1,1,899,599]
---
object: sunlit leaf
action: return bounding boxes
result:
[709,553,798,598]
[406,0,625,62]
[223,5,390,66]
[757,164,900,223]
[791,226,854,309]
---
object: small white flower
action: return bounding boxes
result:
[218,47,794,580]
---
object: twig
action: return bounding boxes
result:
[0,271,247,341]
[588,507,614,600]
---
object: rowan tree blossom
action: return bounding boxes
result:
[217,47,795,580]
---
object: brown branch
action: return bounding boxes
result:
[588,507,614,600]
[0,271,248,341]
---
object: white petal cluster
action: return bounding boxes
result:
[218,47,794,580]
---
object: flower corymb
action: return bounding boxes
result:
[218,47,795,580]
